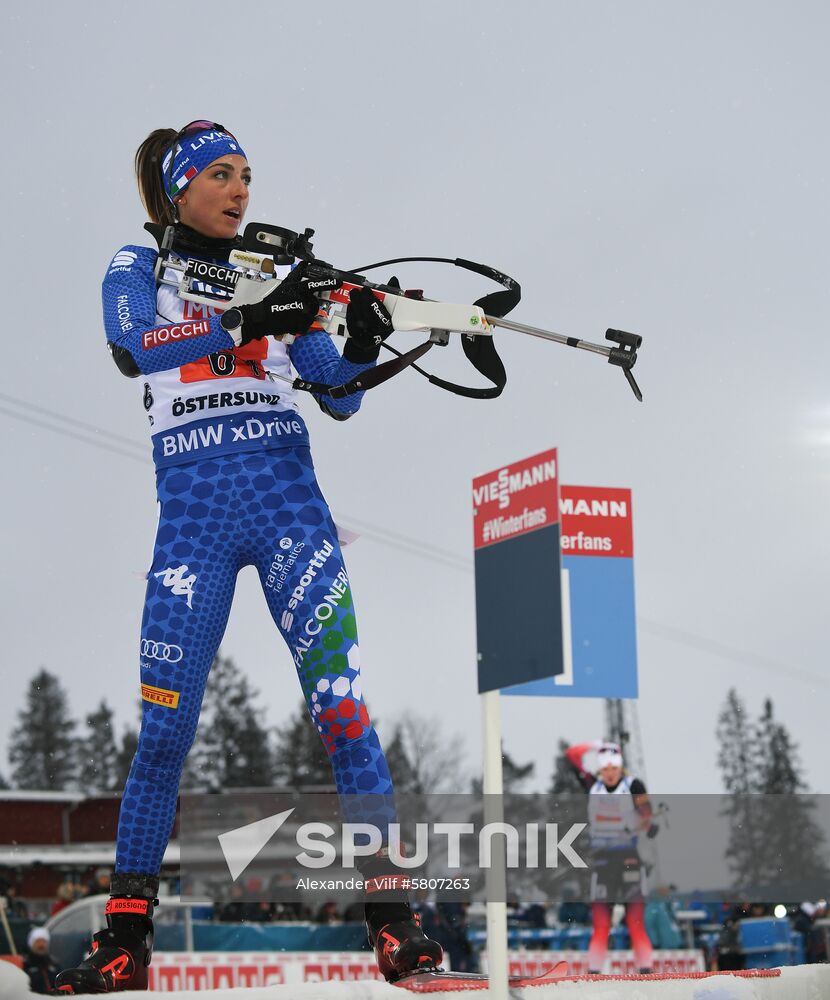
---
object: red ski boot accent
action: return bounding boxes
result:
[371,914,444,983]
[361,850,443,982]
[54,895,155,994]
[54,927,150,993]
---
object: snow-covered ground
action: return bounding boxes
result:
[2,959,829,1000]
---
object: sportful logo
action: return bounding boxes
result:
[280,610,294,632]
[109,250,137,274]
[154,565,197,609]
[285,540,335,613]
[473,459,557,511]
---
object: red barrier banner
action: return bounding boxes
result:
[479,949,706,978]
[147,951,386,989]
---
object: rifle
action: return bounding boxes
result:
[149,221,644,402]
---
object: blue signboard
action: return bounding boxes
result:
[502,485,638,699]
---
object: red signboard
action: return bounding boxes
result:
[559,485,633,558]
[472,448,559,550]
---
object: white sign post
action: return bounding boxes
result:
[481,689,508,1000]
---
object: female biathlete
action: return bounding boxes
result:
[566,740,657,975]
[56,121,442,993]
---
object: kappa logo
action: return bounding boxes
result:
[154,565,197,609]
[109,250,137,273]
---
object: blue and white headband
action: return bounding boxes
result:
[162,122,247,203]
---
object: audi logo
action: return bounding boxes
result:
[140,640,184,663]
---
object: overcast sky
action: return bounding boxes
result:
[2,2,828,797]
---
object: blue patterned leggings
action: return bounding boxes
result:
[116,447,393,873]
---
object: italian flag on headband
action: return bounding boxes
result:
[170,165,198,197]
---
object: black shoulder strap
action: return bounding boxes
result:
[293,341,435,399]
[344,255,521,399]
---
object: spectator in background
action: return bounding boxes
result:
[505,893,526,928]
[435,901,473,973]
[565,740,657,974]
[266,873,312,921]
[793,900,828,964]
[558,884,591,927]
[716,902,750,971]
[23,927,60,995]
[273,900,312,921]
[315,900,340,924]
[84,868,112,898]
[412,896,473,974]
[216,884,258,923]
[644,886,682,950]
[343,898,367,922]
[241,880,276,922]
[51,882,80,917]
[520,902,548,930]
[2,883,28,919]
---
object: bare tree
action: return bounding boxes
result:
[384,714,467,795]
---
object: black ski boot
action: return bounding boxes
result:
[55,874,158,994]
[362,853,443,982]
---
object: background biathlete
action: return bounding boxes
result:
[566,740,657,975]
[55,121,442,994]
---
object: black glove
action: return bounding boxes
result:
[224,264,321,346]
[646,823,659,839]
[344,278,398,362]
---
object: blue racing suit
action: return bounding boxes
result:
[102,240,394,874]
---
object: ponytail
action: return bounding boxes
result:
[135,128,178,226]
